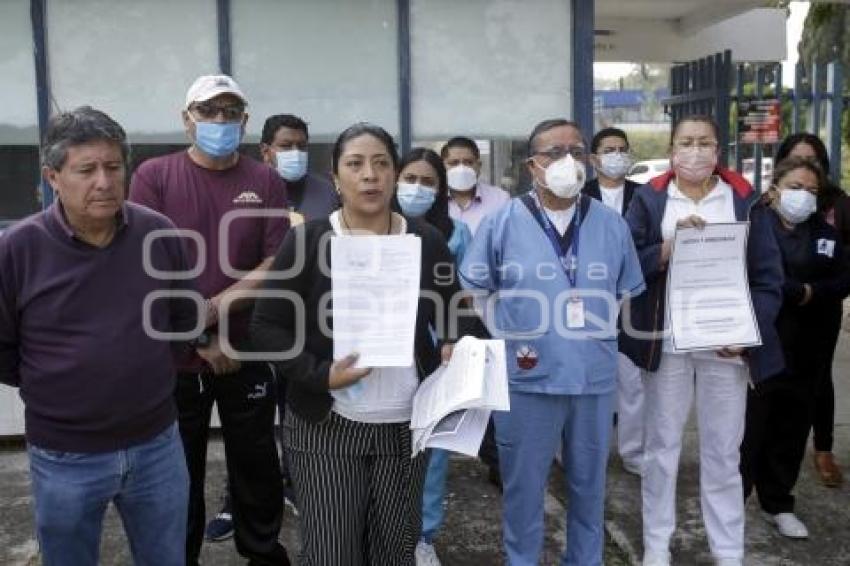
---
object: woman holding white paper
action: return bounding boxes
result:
[740,156,850,539]
[251,123,466,566]
[622,115,784,566]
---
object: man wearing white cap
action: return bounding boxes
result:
[129,74,291,565]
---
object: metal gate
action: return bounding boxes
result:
[664,50,846,190]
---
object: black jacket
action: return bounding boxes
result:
[251,216,470,423]
[768,206,850,380]
[581,178,640,216]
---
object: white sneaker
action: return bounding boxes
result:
[642,549,671,566]
[765,512,809,539]
[415,541,441,566]
[623,458,643,476]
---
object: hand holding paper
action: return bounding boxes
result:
[328,353,371,390]
[410,337,510,457]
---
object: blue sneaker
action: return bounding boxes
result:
[204,508,234,542]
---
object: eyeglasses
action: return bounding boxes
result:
[673,140,718,151]
[533,145,586,161]
[190,102,245,122]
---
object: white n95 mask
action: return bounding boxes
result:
[447,165,477,192]
[543,154,586,199]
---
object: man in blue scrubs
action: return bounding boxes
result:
[460,119,645,565]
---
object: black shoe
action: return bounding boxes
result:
[247,543,291,566]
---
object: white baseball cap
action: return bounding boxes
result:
[184,74,247,109]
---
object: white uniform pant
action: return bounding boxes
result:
[616,353,644,470]
[641,352,748,560]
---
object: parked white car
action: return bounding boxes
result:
[627,159,671,185]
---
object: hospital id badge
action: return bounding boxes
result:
[566,298,585,329]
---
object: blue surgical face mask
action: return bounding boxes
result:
[191,117,242,158]
[275,149,309,181]
[396,182,437,217]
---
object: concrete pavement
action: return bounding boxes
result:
[605,327,850,565]
[1,324,847,564]
[0,437,628,565]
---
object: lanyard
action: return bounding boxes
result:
[527,192,582,289]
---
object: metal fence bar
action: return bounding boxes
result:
[826,62,844,182]
[754,66,765,192]
[735,63,745,171]
[772,63,780,98]
[716,51,731,166]
[810,62,821,137]
[792,62,804,133]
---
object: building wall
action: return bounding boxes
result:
[0,0,576,225]
[0,0,579,434]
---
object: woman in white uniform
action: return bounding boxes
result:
[622,115,784,566]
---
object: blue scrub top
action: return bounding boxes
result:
[460,195,645,395]
[447,218,473,263]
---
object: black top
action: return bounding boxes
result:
[581,178,640,216]
[251,216,472,423]
[287,172,340,221]
[823,188,850,248]
[768,207,850,379]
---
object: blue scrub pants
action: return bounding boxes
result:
[420,448,450,543]
[494,390,614,566]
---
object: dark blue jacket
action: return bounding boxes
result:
[767,205,850,381]
[620,168,785,383]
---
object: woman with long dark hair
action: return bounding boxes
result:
[394,147,473,565]
[251,124,467,565]
[773,133,849,487]
[395,147,472,260]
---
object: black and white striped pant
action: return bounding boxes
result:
[284,410,427,566]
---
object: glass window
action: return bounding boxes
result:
[48,0,218,143]
[0,0,40,221]
[409,0,571,194]
[410,0,572,140]
[231,0,399,143]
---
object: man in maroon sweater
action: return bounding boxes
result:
[129,74,290,566]
[0,107,198,565]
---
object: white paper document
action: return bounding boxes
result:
[331,235,422,368]
[410,337,510,457]
[667,222,762,352]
